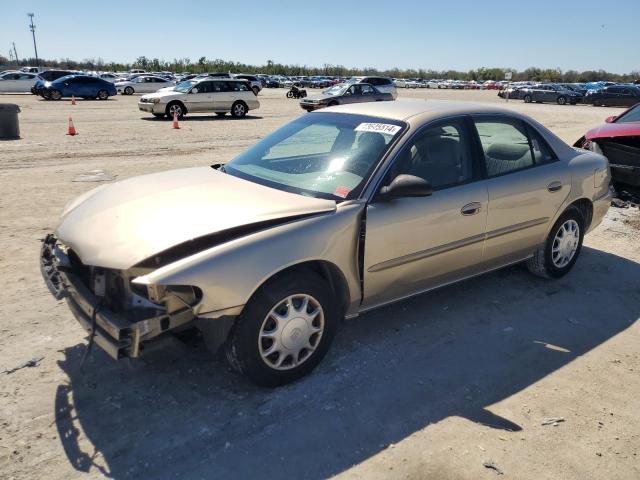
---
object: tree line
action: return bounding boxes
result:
[1,55,638,83]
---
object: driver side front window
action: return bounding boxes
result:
[390,119,475,190]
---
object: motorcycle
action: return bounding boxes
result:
[286,83,307,99]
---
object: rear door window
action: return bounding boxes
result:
[473,118,535,177]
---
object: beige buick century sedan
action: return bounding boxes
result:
[41,101,611,386]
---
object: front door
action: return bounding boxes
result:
[362,117,488,309]
[184,81,214,112]
[471,115,571,267]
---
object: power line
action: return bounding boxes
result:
[28,13,39,66]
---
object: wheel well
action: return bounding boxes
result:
[261,261,351,317]
[569,198,593,230]
[167,100,187,114]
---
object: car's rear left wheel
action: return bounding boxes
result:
[97,89,109,100]
[526,206,585,279]
[557,96,567,105]
[231,101,247,118]
[523,94,532,103]
[225,271,338,387]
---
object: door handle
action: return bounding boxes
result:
[461,202,482,216]
[547,181,563,192]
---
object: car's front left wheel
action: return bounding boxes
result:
[225,271,339,387]
[526,206,585,279]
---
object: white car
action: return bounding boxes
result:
[425,80,440,89]
[116,75,175,95]
[394,78,407,88]
[138,77,260,118]
[98,73,120,83]
[0,71,39,92]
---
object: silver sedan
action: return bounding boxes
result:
[41,100,611,386]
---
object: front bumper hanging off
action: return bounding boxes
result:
[40,234,174,360]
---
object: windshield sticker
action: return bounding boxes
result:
[355,123,402,135]
[334,186,351,198]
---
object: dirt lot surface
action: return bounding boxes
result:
[1,89,639,479]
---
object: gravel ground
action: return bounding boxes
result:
[1,89,639,479]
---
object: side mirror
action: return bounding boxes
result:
[190,87,199,94]
[605,115,617,123]
[378,174,433,200]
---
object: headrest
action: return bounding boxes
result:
[487,142,530,161]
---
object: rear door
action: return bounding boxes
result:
[619,88,636,107]
[214,81,235,110]
[471,115,570,267]
[362,117,488,309]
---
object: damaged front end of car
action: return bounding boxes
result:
[40,234,202,359]
[574,135,640,189]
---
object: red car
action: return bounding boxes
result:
[575,103,640,190]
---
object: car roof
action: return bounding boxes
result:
[324,99,523,122]
[193,77,246,83]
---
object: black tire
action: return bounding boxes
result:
[97,89,109,100]
[49,89,62,101]
[225,271,339,387]
[216,112,227,117]
[557,96,567,105]
[165,101,185,119]
[523,94,532,103]
[286,91,293,98]
[526,206,585,279]
[231,101,247,118]
[124,86,134,95]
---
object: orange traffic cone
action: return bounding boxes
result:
[172,111,180,129]
[67,116,77,136]
[71,95,76,105]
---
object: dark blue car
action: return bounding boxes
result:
[41,75,117,100]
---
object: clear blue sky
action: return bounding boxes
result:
[3,0,639,73]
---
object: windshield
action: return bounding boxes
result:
[224,112,405,200]
[174,81,195,93]
[323,84,348,96]
[615,104,640,123]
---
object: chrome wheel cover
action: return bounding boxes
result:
[258,294,324,371]
[169,104,182,116]
[552,219,579,268]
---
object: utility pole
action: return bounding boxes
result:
[28,13,39,66]
[13,42,19,63]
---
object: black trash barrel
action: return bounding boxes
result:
[0,104,21,139]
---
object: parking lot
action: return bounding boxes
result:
[1,89,639,479]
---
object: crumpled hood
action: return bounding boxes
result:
[586,122,640,141]
[56,167,336,269]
